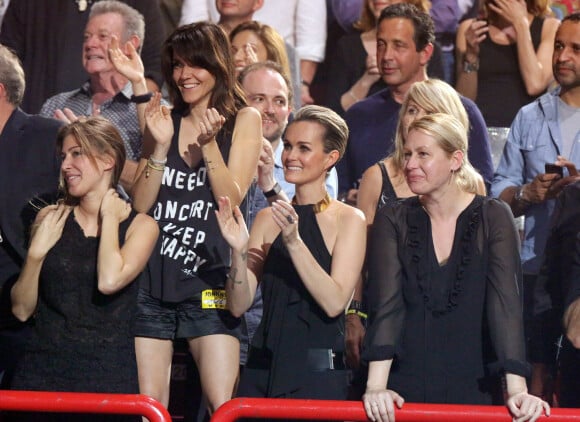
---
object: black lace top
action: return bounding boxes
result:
[11,211,139,396]
[363,196,529,404]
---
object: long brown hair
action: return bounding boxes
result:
[162,22,246,124]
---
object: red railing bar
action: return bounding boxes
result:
[0,391,171,422]
[211,398,580,422]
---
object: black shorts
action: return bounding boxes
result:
[133,289,241,340]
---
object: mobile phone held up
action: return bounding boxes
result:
[545,163,563,177]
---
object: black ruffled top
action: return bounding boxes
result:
[362,196,530,404]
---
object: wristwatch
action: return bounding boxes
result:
[514,185,527,202]
[463,59,480,73]
[263,182,282,198]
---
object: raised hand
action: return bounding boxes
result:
[271,200,300,245]
[465,19,489,58]
[488,0,529,28]
[145,92,173,149]
[100,188,131,223]
[215,196,249,253]
[28,204,72,260]
[108,35,145,84]
[257,138,276,191]
[198,107,226,146]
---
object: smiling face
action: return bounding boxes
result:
[552,19,580,91]
[60,135,110,198]
[83,12,126,76]
[242,67,291,143]
[172,55,216,108]
[282,121,336,185]
[231,30,268,74]
[403,128,458,195]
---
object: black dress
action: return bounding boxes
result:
[239,204,349,402]
[363,196,530,404]
[10,211,139,421]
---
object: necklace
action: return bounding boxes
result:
[292,192,332,214]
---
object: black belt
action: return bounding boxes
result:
[307,348,346,371]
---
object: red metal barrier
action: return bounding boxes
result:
[0,390,171,422]
[211,398,580,422]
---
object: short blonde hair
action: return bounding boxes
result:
[393,79,468,170]
[407,113,481,194]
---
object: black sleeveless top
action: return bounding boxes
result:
[376,160,401,213]
[477,17,544,127]
[142,110,242,302]
[244,204,343,397]
[12,211,139,394]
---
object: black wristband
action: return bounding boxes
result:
[130,92,153,104]
[348,300,364,312]
[263,182,282,198]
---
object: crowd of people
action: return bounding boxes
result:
[0,1,579,422]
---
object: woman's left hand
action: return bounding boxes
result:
[198,108,226,146]
[100,188,132,223]
[271,200,299,245]
[506,391,550,422]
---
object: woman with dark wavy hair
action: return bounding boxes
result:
[129,22,262,414]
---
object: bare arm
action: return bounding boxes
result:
[275,200,367,317]
[11,205,71,321]
[455,19,485,100]
[202,107,262,207]
[97,189,159,294]
[256,138,290,204]
[488,0,558,96]
[131,94,173,213]
[215,196,265,317]
[340,54,381,112]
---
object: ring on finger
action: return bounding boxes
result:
[286,215,295,224]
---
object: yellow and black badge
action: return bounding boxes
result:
[201,289,227,309]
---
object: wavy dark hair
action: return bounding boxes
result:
[162,22,246,126]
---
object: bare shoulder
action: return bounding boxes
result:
[541,16,561,37]
[252,206,281,243]
[332,200,366,228]
[236,106,262,122]
[128,212,159,236]
[361,162,382,186]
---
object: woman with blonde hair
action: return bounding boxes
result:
[346,78,485,373]
[362,113,549,421]
[325,0,444,115]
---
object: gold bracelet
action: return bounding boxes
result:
[145,158,165,178]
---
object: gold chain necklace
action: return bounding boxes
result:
[292,192,332,214]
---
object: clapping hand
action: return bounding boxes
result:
[145,92,173,150]
[109,35,145,84]
[28,204,72,260]
[215,196,249,253]
[197,108,226,146]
